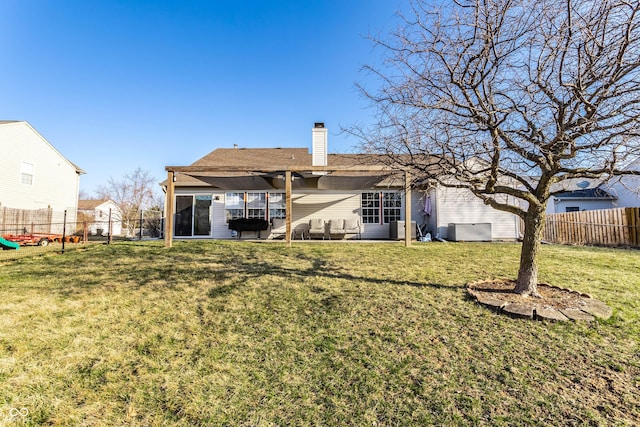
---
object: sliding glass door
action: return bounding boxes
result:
[175,195,212,237]
[194,195,212,236]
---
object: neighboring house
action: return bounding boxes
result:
[0,120,84,232]
[545,173,640,213]
[548,186,618,214]
[163,123,520,241]
[605,158,640,207]
[77,199,123,236]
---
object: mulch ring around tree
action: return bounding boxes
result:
[467,279,613,322]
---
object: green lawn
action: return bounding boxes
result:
[1,241,639,426]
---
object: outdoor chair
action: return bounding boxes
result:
[328,219,345,239]
[292,223,310,240]
[343,218,361,239]
[308,218,326,239]
[269,218,287,239]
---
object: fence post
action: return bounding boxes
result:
[62,210,67,254]
[140,210,144,240]
[627,207,639,246]
[108,209,113,244]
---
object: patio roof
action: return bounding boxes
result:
[163,147,434,248]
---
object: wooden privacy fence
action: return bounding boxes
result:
[543,207,640,247]
[0,206,54,234]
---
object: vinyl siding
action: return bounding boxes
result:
[0,122,80,226]
[79,201,123,235]
[549,199,616,213]
[171,186,520,240]
[435,187,519,240]
[292,191,367,237]
[605,176,640,208]
[412,190,437,237]
[172,189,415,239]
[213,192,231,238]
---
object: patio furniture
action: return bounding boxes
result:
[269,218,287,239]
[292,223,310,240]
[328,219,346,239]
[328,218,361,240]
[308,219,326,239]
[343,218,361,239]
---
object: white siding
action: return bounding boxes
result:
[411,190,437,237]
[0,122,81,226]
[312,127,328,167]
[80,201,123,236]
[549,199,616,213]
[172,189,413,239]
[607,176,640,208]
[212,192,231,238]
[292,191,369,237]
[435,187,519,240]
[171,186,521,241]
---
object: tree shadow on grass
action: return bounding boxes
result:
[25,242,462,297]
[193,253,460,298]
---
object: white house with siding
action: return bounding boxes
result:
[164,123,520,241]
[77,199,123,236]
[0,121,84,230]
[605,158,640,208]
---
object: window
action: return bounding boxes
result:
[21,162,33,185]
[382,192,402,223]
[224,192,283,222]
[565,206,580,213]
[269,192,286,219]
[225,192,245,222]
[361,192,380,224]
[246,192,266,219]
[361,192,402,224]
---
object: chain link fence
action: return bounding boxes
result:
[1,208,163,260]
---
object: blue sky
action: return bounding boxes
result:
[1,0,407,194]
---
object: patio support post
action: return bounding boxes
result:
[165,170,174,248]
[285,170,292,247]
[405,170,412,247]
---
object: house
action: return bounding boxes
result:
[163,123,520,242]
[0,121,84,232]
[604,158,640,207]
[547,180,618,214]
[77,199,123,236]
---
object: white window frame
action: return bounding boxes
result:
[21,162,34,185]
[361,191,403,224]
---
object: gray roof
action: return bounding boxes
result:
[555,188,616,199]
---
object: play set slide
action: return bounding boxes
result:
[0,236,20,250]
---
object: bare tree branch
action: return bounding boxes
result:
[348,0,640,296]
[96,168,159,237]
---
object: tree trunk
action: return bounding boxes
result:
[514,205,547,297]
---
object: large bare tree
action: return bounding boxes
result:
[354,0,640,296]
[97,168,160,237]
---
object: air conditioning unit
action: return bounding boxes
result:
[389,221,417,240]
